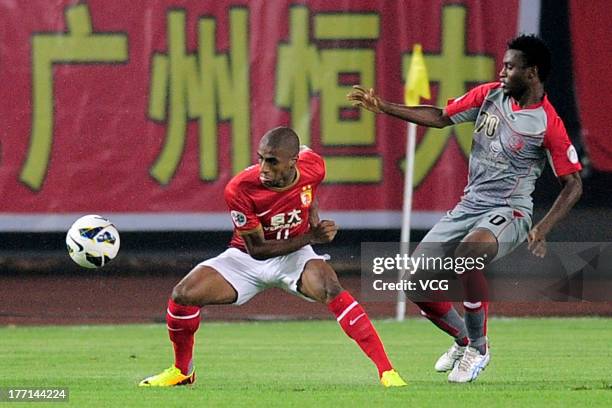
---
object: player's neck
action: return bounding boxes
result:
[513,83,544,108]
[278,168,297,188]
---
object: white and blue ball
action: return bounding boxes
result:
[66,215,120,269]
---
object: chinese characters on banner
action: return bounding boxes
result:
[0,1,520,230]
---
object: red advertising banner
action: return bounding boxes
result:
[0,0,519,230]
[569,0,612,172]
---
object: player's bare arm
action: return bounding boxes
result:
[241,220,338,260]
[347,85,453,128]
[309,198,320,226]
[527,172,582,257]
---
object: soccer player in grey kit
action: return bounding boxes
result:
[348,35,582,382]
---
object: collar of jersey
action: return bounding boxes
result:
[264,167,301,192]
[510,94,546,112]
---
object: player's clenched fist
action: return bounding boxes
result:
[309,220,338,244]
[347,85,382,113]
[527,227,547,258]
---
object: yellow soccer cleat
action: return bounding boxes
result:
[139,366,195,387]
[380,369,408,388]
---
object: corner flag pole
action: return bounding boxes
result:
[396,44,430,321]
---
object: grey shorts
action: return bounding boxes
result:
[420,206,531,261]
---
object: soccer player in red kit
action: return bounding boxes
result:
[140,126,407,388]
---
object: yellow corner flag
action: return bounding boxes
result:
[404,44,430,106]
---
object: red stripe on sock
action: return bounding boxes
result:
[167,298,201,375]
[459,269,489,302]
[328,291,393,377]
[483,301,489,336]
[415,301,452,317]
[415,301,465,338]
[456,336,469,347]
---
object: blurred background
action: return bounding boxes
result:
[1,0,610,324]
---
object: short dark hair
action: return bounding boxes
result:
[261,126,300,156]
[507,34,551,82]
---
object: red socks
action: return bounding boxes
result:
[167,293,393,377]
[459,269,489,303]
[328,291,393,377]
[166,298,201,375]
[416,301,452,320]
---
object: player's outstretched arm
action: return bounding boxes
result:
[347,85,453,128]
[241,221,338,261]
[528,172,582,257]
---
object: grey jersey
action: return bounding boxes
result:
[445,83,581,216]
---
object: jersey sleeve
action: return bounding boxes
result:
[445,82,500,124]
[542,113,582,177]
[224,183,261,234]
[299,146,326,184]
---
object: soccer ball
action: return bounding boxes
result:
[66,215,120,269]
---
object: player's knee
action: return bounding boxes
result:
[325,280,343,302]
[316,265,343,302]
[455,231,498,261]
[171,282,197,306]
[306,274,343,303]
[455,243,485,259]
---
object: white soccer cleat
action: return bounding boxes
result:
[447,346,490,383]
[435,343,466,372]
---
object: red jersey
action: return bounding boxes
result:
[224,147,325,251]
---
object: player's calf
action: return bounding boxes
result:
[328,291,406,386]
[300,261,407,386]
[416,302,469,349]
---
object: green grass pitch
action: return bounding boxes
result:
[1,318,611,407]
